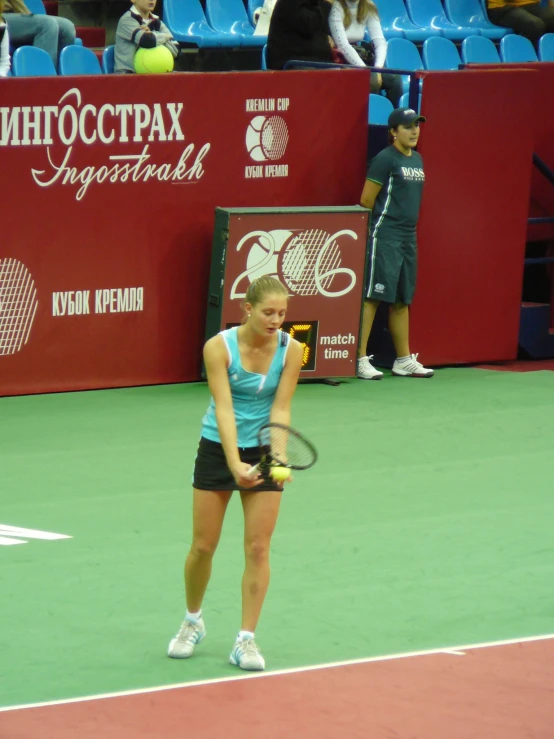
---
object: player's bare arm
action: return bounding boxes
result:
[270,339,303,427]
[360,179,383,210]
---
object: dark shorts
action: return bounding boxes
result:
[192,437,282,492]
[365,235,417,305]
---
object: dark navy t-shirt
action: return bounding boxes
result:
[366,145,425,237]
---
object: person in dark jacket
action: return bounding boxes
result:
[487,0,554,45]
[267,0,334,70]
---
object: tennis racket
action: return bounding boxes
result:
[247,422,318,478]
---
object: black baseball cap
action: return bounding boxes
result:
[388,107,426,128]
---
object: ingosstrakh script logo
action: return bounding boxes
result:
[230,229,357,300]
[0,88,211,201]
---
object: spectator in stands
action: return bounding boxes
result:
[487,0,554,45]
[329,0,402,107]
[266,0,334,70]
[357,107,434,380]
[0,1,11,77]
[115,0,179,74]
[3,0,75,67]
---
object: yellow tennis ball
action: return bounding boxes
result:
[271,466,291,482]
[134,46,174,75]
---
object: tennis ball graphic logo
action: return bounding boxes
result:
[0,258,38,356]
[246,116,289,162]
[134,46,174,74]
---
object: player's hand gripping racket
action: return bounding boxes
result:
[247,423,318,482]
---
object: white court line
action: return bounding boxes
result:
[1,632,553,714]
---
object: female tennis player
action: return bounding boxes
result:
[357,107,434,380]
[168,276,303,671]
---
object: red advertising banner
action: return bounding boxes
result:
[462,63,554,242]
[208,208,369,378]
[0,71,370,396]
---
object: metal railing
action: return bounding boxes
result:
[282,61,421,115]
[528,153,554,266]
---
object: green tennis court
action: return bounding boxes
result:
[1,368,553,736]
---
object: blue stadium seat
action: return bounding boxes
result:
[205,0,265,47]
[163,0,229,47]
[261,43,267,70]
[367,8,403,39]
[399,92,421,112]
[405,0,479,40]
[538,32,554,61]
[462,35,501,64]
[376,0,440,42]
[59,45,102,75]
[422,36,462,70]
[376,26,405,40]
[102,45,114,73]
[12,46,57,76]
[385,37,424,93]
[500,34,538,62]
[444,0,511,40]
[369,93,394,125]
[22,0,45,13]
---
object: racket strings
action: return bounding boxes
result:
[261,425,316,469]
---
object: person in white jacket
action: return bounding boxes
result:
[329,0,402,106]
[253,0,276,35]
[0,1,11,77]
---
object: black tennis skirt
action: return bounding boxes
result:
[192,437,282,492]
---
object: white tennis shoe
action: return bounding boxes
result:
[168,617,206,659]
[392,353,434,378]
[357,355,384,380]
[229,637,266,671]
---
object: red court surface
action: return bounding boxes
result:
[1,636,553,739]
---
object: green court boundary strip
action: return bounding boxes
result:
[2,633,553,713]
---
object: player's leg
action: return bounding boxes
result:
[169,436,235,659]
[229,490,282,671]
[358,298,380,354]
[388,302,410,358]
[185,488,233,610]
[168,487,232,658]
[358,234,390,379]
[390,243,434,377]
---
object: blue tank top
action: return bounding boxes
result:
[201,327,291,448]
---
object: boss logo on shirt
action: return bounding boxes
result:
[400,167,425,181]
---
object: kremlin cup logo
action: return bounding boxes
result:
[245,116,289,162]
